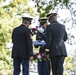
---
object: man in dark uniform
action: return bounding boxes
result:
[45,13,68,75]
[12,16,33,75]
[34,18,50,75]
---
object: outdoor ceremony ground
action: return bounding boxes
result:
[30,72,38,75]
[29,61,38,75]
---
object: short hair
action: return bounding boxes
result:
[22,20,30,24]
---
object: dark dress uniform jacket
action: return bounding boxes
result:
[12,24,33,59]
[46,21,68,57]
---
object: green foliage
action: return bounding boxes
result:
[63,0,70,6]
[34,0,70,18]
[0,45,13,75]
[63,56,76,75]
[45,5,52,13]
[0,0,36,74]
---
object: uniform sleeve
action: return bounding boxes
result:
[26,29,33,56]
[63,26,68,41]
[45,25,52,49]
[12,28,15,43]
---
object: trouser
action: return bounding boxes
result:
[38,60,50,75]
[51,56,65,75]
[13,58,29,75]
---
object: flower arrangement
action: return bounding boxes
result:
[33,52,50,61]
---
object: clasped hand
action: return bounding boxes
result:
[29,56,33,61]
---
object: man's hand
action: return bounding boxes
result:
[46,54,49,58]
[29,56,33,61]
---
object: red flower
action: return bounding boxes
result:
[33,52,49,61]
[40,53,43,56]
[44,55,47,58]
[32,28,36,31]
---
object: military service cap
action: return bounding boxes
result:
[22,17,33,22]
[38,18,47,26]
[47,13,57,18]
[39,18,47,23]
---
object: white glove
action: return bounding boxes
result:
[37,27,44,33]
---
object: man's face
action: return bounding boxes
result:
[43,23,47,28]
[29,21,31,25]
[27,21,31,27]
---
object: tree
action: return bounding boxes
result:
[0,0,36,75]
[32,0,69,17]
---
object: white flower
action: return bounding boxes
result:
[37,54,41,59]
[37,27,44,33]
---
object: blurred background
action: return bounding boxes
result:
[0,0,76,75]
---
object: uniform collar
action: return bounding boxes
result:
[21,24,27,27]
[51,21,58,24]
[22,23,26,26]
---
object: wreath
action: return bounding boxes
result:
[33,52,50,61]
